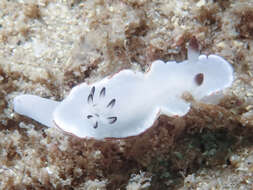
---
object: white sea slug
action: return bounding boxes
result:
[13,45,234,139]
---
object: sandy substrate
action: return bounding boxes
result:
[1,0,253,189]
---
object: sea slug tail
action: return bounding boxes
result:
[13,94,59,128]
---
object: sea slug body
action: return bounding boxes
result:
[13,46,234,139]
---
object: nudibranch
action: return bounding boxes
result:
[13,46,234,139]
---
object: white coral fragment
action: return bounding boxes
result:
[13,48,233,139]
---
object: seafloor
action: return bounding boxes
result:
[1,0,253,189]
